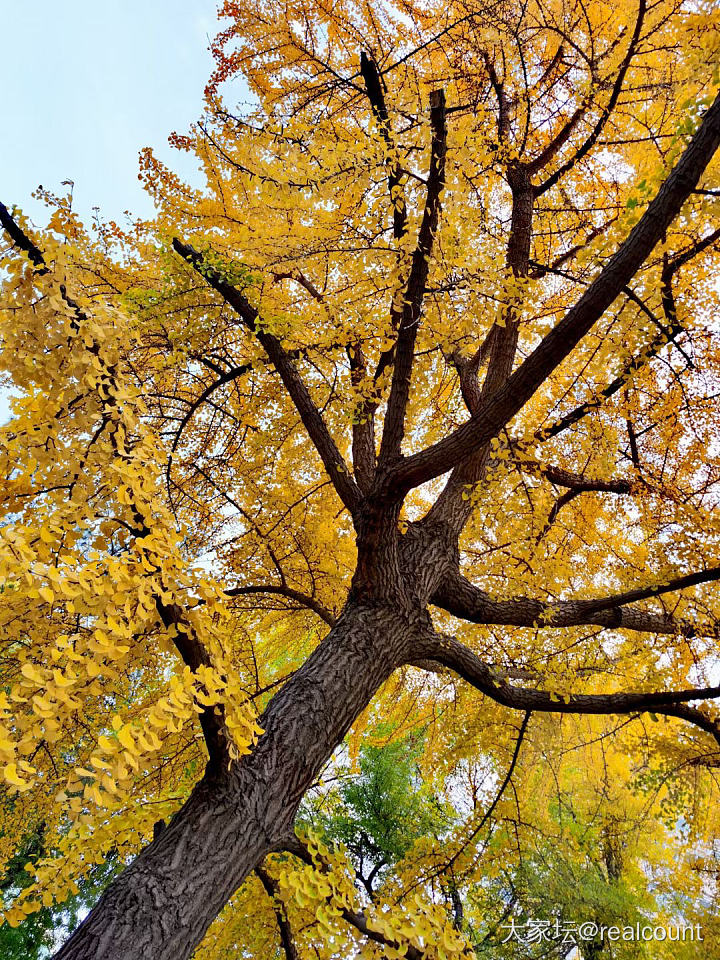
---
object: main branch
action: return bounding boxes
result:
[385,88,720,498]
[416,633,720,746]
[431,570,720,639]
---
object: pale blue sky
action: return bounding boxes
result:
[1,0,234,227]
[1,1,246,422]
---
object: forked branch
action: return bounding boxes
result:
[384,87,720,498]
[534,0,647,195]
[431,569,720,639]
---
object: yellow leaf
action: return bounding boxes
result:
[117,726,136,752]
[4,762,31,791]
[20,662,44,684]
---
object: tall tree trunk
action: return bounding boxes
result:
[53,600,420,960]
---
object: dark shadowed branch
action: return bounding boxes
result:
[378,88,447,465]
[255,864,300,960]
[416,632,720,747]
[360,50,407,241]
[0,201,48,272]
[172,239,362,515]
[537,227,720,443]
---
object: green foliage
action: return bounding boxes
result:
[0,827,118,959]
[304,736,452,894]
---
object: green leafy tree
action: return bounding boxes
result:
[306,736,453,898]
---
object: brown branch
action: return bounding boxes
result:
[423,167,534,531]
[382,86,720,498]
[626,417,641,470]
[348,341,377,493]
[536,488,582,542]
[225,584,336,626]
[255,864,299,960]
[417,633,720,747]
[169,362,254,456]
[529,219,614,280]
[172,239,361,515]
[0,204,229,769]
[1,200,89,334]
[539,226,720,442]
[270,266,376,491]
[572,566,720,616]
[431,570,720,639]
[272,270,325,302]
[665,225,720,274]
[539,342,666,440]
[482,52,510,142]
[360,51,407,241]
[513,457,636,544]
[534,0,647,196]
[442,711,530,874]
[530,257,693,367]
[522,460,633,494]
[526,100,588,174]
[0,201,47,272]
[282,836,425,960]
[378,88,447,465]
[156,601,228,768]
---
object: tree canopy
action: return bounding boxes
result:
[2,1,720,957]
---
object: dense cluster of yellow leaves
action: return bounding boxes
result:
[0,243,263,925]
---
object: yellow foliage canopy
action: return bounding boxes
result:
[2,1,720,957]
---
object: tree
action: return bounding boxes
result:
[2,0,720,956]
[304,735,452,899]
[297,727,711,960]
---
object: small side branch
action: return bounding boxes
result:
[157,601,228,768]
[442,711,530,875]
[255,864,299,960]
[0,204,230,770]
[172,239,361,515]
[226,584,337,626]
[539,227,720,442]
[521,460,633,494]
[348,340,377,493]
[283,836,426,960]
[0,201,47,271]
[378,88,447,464]
[360,51,407,241]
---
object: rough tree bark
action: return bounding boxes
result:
[53,602,423,959]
